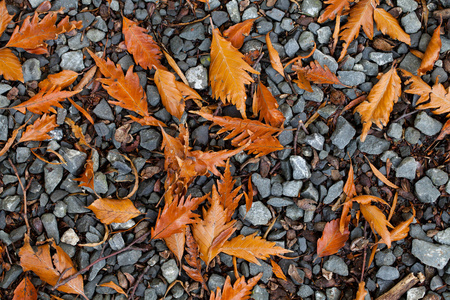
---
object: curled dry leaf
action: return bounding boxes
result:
[74,152,95,192]
[381,205,415,244]
[365,158,399,189]
[182,227,209,291]
[417,23,442,76]
[154,68,185,120]
[373,8,410,45]
[210,273,262,300]
[98,281,127,296]
[65,118,91,149]
[318,0,352,23]
[223,18,256,49]
[87,198,141,225]
[13,277,37,300]
[317,217,350,257]
[38,70,78,91]
[360,204,394,248]
[253,82,285,127]
[19,114,58,143]
[271,259,288,281]
[114,123,134,144]
[266,32,285,78]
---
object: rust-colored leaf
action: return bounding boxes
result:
[0,48,24,82]
[318,0,352,23]
[210,274,262,300]
[354,65,401,142]
[19,114,58,142]
[98,281,127,296]
[253,82,285,127]
[13,277,37,300]
[266,32,285,78]
[87,198,141,225]
[271,259,287,281]
[343,159,356,199]
[245,176,253,215]
[163,50,189,85]
[305,60,344,85]
[223,18,256,49]
[365,158,399,189]
[183,227,208,291]
[219,233,291,265]
[154,68,185,119]
[65,118,91,149]
[374,8,410,45]
[210,27,259,118]
[417,23,441,76]
[354,282,368,300]
[292,66,313,92]
[39,70,78,91]
[360,204,393,248]
[0,0,14,37]
[0,123,26,158]
[128,115,166,127]
[74,152,95,191]
[164,232,185,265]
[122,17,165,70]
[382,205,415,244]
[217,160,244,221]
[317,217,350,257]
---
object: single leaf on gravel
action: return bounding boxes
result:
[98,281,127,296]
[65,118,91,149]
[12,86,81,115]
[338,0,377,61]
[88,49,149,117]
[19,235,86,297]
[163,50,189,85]
[340,160,356,234]
[183,227,208,291]
[122,17,166,70]
[0,48,24,82]
[317,217,350,257]
[354,65,401,142]
[154,68,185,119]
[0,123,26,157]
[373,8,410,45]
[39,70,78,91]
[210,273,262,300]
[318,0,352,23]
[354,282,368,300]
[219,233,291,265]
[292,65,313,92]
[271,259,288,281]
[360,204,393,248]
[266,32,285,78]
[210,27,259,118]
[87,198,141,225]
[253,82,285,127]
[0,0,14,37]
[365,158,399,189]
[417,23,441,76]
[13,277,37,300]
[223,18,256,49]
[152,195,206,240]
[19,114,58,142]
[304,60,344,85]
[74,152,95,191]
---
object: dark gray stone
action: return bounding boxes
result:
[117,250,142,266]
[252,173,271,198]
[395,157,418,180]
[323,181,343,204]
[411,239,450,269]
[358,135,390,155]
[180,23,205,41]
[323,255,348,276]
[376,266,400,281]
[41,213,60,244]
[426,168,449,186]
[60,148,87,175]
[140,129,161,151]
[22,58,41,82]
[415,176,440,203]
[414,112,442,136]
[161,259,179,283]
[290,156,311,180]
[331,116,356,149]
[239,201,271,225]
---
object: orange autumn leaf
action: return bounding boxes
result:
[87,198,141,225]
[210,27,259,118]
[266,33,285,78]
[245,176,253,215]
[65,118,91,149]
[373,8,410,45]
[164,232,185,265]
[98,281,127,296]
[292,66,313,92]
[252,82,285,127]
[13,277,37,300]
[437,118,450,140]
[365,158,399,189]
[217,160,244,221]
[19,235,86,297]
[88,49,149,117]
[360,204,394,248]
[0,48,24,82]
[343,159,356,199]
[400,69,432,105]
[417,23,441,76]
[154,68,185,119]
[39,70,78,91]
[210,273,262,300]
[338,0,377,61]
[74,152,95,191]
[19,114,58,142]
[163,50,189,85]
[128,115,166,127]
[317,217,350,257]
[219,233,291,265]
[0,123,26,157]
[183,227,208,290]
[354,282,368,300]
[381,205,415,244]
[318,0,352,23]
[223,18,256,49]
[304,60,344,85]
[354,65,401,142]
[122,17,166,70]
[152,195,206,240]
[271,259,287,281]
[12,86,81,115]
[0,0,14,37]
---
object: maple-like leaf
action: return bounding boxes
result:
[19,114,58,142]
[318,0,352,23]
[219,233,291,265]
[19,235,86,297]
[0,0,14,37]
[65,118,91,149]
[152,195,206,240]
[210,273,262,300]
[360,204,394,248]
[417,23,441,76]
[373,8,410,45]
[354,65,401,142]
[183,227,209,290]
[317,217,350,257]
[266,33,285,78]
[98,281,127,296]
[39,70,78,91]
[223,18,256,49]
[292,66,313,92]
[122,17,166,70]
[210,27,259,118]
[190,145,247,177]
[74,152,95,191]
[12,86,81,115]
[0,48,24,82]
[154,68,185,119]
[354,282,368,300]
[271,259,287,281]
[12,277,37,300]
[88,49,149,117]
[87,198,141,225]
[338,0,377,61]
[253,82,285,127]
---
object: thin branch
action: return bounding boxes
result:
[9,158,31,236]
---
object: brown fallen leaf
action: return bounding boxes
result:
[354,282,368,300]
[13,277,37,300]
[19,114,58,143]
[418,23,442,76]
[253,81,285,127]
[373,8,410,45]
[38,70,78,91]
[318,0,352,23]
[87,198,141,225]
[360,204,394,248]
[223,18,256,49]
[266,32,285,78]
[98,281,127,296]
[271,259,288,281]
[154,68,185,120]
[317,217,350,257]
[210,273,262,300]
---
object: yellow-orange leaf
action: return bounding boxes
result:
[190,145,248,177]
[305,60,344,85]
[19,114,58,142]
[163,50,189,86]
[374,8,410,45]
[317,217,350,257]
[366,158,399,189]
[210,28,259,118]
[354,282,368,300]
[343,159,356,199]
[39,70,78,91]
[338,0,377,61]
[88,49,149,117]
[0,123,26,157]
[74,153,95,191]
[217,160,243,221]
[128,115,166,127]
[417,23,441,76]
[0,0,14,37]
[65,118,91,149]
[87,198,141,225]
[223,18,256,49]
[0,48,24,82]
[266,33,285,78]
[165,232,185,265]
[360,204,393,248]
[293,67,313,92]
[318,0,352,23]
[381,205,415,244]
[98,281,127,296]
[19,235,85,297]
[13,277,37,300]
[354,66,401,142]
[253,82,285,127]
[122,17,166,70]
[400,69,432,104]
[271,259,287,281]
[12,87,81,115]
[154,68,185,119]
[219,233,291,265]
[210,274,262,300]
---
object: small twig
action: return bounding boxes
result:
[393,110,418,123]
[375,273,422,300]
[360,222,368,283]
[9,158,31,236]
[129,265,150,300]
[54,267,73,287]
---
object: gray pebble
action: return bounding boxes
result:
[301,0,322,17]
[22,58,41,82]
[323,181,343,204]
[298,31,315,51]
[415,176,441,203]
[161,259,179,283]
[284,38,300,57]
[358,135,390,155]
[140,129,161,151]
[337,71,366,86]
[208,274,226,292]
[434,228,450,245]
[252,173,271,198]
[401,13,422,34]
[323,255,348,276]
[376,266,400,281]
[2,196,21,212]
[397,0,418,12]
[426,168,449,186]
[180,23,205,41]
[117,250,142,266]
[283,180,302,197]
[303,85,324,102]
[369,52,393,66]
[414,111,442,136]
[239,201,271,225]
[395,157,418,180]
[331,116,356,149]
[411,239,450,269]
[186,65,208,90]
[290,156,311,180]
[405,127,421,144]
[226,0,240,23]
[60,51,85,71]
[267,197,294,207]
[86,29,105,43]
[41,213,60,244]
[60,148,87,175]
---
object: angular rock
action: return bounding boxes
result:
[290,156,311,180]
[252,173,271,198]
[186,65,208,90]
[395,157,418,180]
[239,201,271,225]
[358,135,390,155]
[411,239,450,269]
[331,116,356,149]
[414,111,442,136]
[161,259,179,284]
[323,255,348,276]
[415,176,441,203]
